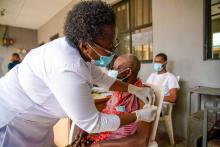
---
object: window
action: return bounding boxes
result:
[113,0,153,62]
[213,32,220,58]
[204,0,220,60]
[113,1,130,55]
[132,27,153,61]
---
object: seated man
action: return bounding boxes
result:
[146,53,179,113]
[71,55,154,147]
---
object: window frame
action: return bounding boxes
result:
[203,0,220,60]
[113,0,153,63]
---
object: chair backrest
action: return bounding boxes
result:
[148,84,165,142]
[68,121,80,144]
[176,75,180,82]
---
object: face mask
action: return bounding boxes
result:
[108,68,130,81]
[108,70,119,79]
[88,43,115,67]
[153,63,165,72]
[119,74,129,82]
[95,54,115,67]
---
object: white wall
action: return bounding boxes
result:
[37,0,220,138]
[138,0,220,138]
[38,0,121,43]
[37,2,75,43]
[0,26,37,76]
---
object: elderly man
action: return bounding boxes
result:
[71,54,155,147]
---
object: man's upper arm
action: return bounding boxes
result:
[167,88,177,102]
[168,75,180,90]
[166,75,179,100]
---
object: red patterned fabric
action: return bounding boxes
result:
[87,80,143,143]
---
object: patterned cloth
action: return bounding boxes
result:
[87,80,143,143]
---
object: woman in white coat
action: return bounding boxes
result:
[0,1,157,147]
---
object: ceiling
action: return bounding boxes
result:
[0,0,120,30]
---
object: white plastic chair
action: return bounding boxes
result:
[159,101,175,145]
[68,84,164,147]
[148,84,165,147]
[68,121,80,145]
[159,75,180,145]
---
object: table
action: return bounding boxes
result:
[188,86,220,115]
[187,86,220,147]
[203,104,220,147]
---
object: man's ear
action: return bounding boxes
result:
[127,68,132,77]
[164,61,167,65]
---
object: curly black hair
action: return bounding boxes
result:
[64,1,115,48]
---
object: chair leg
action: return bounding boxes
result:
[164,115,175,145]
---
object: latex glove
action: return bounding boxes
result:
[134,105,158,122]
[128,84,155,106]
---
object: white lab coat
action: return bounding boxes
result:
[0,37,120,147]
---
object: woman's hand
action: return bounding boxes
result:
[128,84,155,105]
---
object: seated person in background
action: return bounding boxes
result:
[71,55,154,147]
[8,53,21,71]
[146,53,179,113]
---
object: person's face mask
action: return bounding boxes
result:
[108,68,131,81]
[108,70,118,79]
[87,43,115,67]
[153,63,166,72]
[95,54,115,67]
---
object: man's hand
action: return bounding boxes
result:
[128,84,155,105]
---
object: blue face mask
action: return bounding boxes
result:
[153,63,164,72]
[108,68,130,81]
[108,70,119,79]
[95,54,115,67]
[88,43,115,67]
